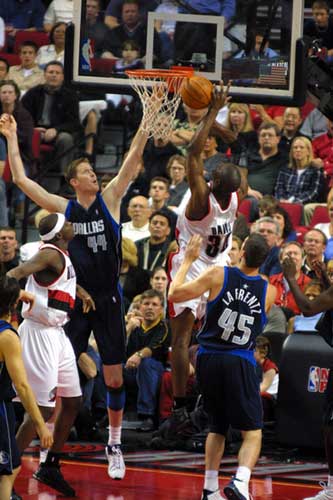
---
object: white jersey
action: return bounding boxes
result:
[176,190,239,266]
[22,243,76,327]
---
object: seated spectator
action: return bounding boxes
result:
[302,228,327,278]
[36,22,66,68]
[274,136,325,205]
[8,41,44,93]
[101,0,163,64]
[270,241,311,316]
[304,0,333,60]
[254,336,279,421]
[136,210,174,273]
[143,135,179,181]
[122,195,152,242]
[166,155,188,209]
[148,176,177,238]
[228,235,242,267]
[0,57,9,81]
[314,196,333,260]
[0,226,19,274]
[104,0,158,29]
[224,103,258,166]
[113,39,144,73]
[0,0,45,50]
[278,107,304,156]
[44,0,74,32]
[150,266,169,317]
[300,107,328,139]
[267,205,297,245]
[235,31,279,59]
[21,61,82,178]
[120,156,150,221]
[242,122,287,220]
[312,118,333,187]
[289,279,324,333]
[124,289,170,431]
[202,134,228,181]
[253,216,282,276]
[120,237,151,309]
[258,194,279,219]
[82,0,111,57]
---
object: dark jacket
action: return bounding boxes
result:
[21,84,82,135]
[127,318,170,365]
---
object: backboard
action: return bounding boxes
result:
[67,0,306,105]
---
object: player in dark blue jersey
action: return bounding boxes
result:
[0,275,53,500]
[168,233,276,500]
[1,112,149,483]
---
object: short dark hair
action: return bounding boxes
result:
[312,1,330,12]
[304,228,328,246]
[212,162,241,194]
[149,210,171,227]
[0,79,20,100]
[49,22,66,45]
[267,205,294,238]
[19,40,39,53]
[0,57,10,74]
[258,121,281,137]
[0,226,16,235]
[44,60,64,73]
[243,233,270,268]
[140,288,164,306]
[150,176,170,190]
[0,275,21,317]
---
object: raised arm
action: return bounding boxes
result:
[186,82,231,219]
[7,248,61,281]
[102,124,149,220]
[0,114,68,213]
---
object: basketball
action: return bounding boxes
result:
[180,76,214,109]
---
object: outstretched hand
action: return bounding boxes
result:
[0,113,17,138]
[211,80,232,111]
[184,234,202,262]
[281,256,297,280]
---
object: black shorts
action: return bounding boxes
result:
[65,289,126,365]
[0,401,21,475]
[196,353,263,436]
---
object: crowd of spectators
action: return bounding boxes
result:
[1,0,333,439]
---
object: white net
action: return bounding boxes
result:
[126,71,190,140]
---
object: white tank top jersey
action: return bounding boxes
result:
[22,243,76,327]
[176,191,239,266]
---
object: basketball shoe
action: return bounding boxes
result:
[33,463,76,497]
[224,477,249,500]
[304,483,333,499]
[105,444,126,480]
[201,488,226,499]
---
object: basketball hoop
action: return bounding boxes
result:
[126,68,194,140]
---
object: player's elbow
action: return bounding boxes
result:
[168,289,183,303]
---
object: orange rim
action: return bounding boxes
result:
[126,68,194,79]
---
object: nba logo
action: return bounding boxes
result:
[308,366,320,392]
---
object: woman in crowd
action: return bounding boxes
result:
[274,136,324,205]
[36,22,66,68]
[224,102,258,165]
[314,195,333,260]
[267,205,297,246]
[166,154,188,209]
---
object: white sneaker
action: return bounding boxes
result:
[304,483,333,500]
[201,489,226,499]
[105,445,126,480]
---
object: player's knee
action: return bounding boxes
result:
[106,384,126,411]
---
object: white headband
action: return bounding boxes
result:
[40,213,66,241]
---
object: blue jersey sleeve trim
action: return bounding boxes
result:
[64,200,73,220]
[260,279,268,329]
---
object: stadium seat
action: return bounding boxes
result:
[309,205,330,226]
[279,201,303,227]
[238,199,251,222]
[13,30,49,54]
[91,58,117,75]
[0,52,21,66]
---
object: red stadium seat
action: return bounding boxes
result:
[238,199,251,222]
[91,58,117,75]
[279,202,303,227]
[13,30,49,54]
[309,205,330,226]
[0,52,21,66]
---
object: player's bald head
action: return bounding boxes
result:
[212,162,241,194]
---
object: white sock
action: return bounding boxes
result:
[204,470,219,492]
[328,475,333,490]
[108,426,122,446]
[235,466,251,484]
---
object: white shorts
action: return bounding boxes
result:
[17,319,82,407]
[169,251,209,319]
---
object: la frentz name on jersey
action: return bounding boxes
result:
[222,287,262,315]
